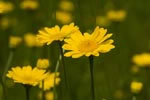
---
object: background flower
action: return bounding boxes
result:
[7,66,48,86]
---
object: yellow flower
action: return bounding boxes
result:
[0,1,14,14]
[9,36,22,48]
[45,91,54,100]
[56,11,73,24]
[130,81,143,93]
[132,53,150,67]
[24,33,43,47]
[63,26,115,58]
[107,10,126,22]
[96,16,110,27]
[20,0,39,10]
[39,72,60,91]
[7,66,48,86]
[37,23,79,45]
[36,59,50,69]
[59,1,74,11]
[38,91,54,100]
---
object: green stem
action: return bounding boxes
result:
[2,50,14,100]
[54,53,62,100]
[42,80,45,100]
[89,56,95,100]
[58,42,68,89]
[25,86,30,100]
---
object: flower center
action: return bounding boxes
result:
[78,39,98,52]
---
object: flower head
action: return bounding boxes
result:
[9,36,22,48]
[56,11,73,24]
[107,10,126,22]
[130,81,143,94]
[39,72,60,91]
[59,1,74,12]
[96,16,110,27]
[63,26,115,58]
[20,0,39,10]
[132,53,150,67]
[0,1,14,14]
[24,33,43,47]
[36,58,50,69]
[7,66,48,86]
[37,23,79,45]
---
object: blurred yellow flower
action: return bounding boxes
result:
[24,33,43,47]
[0,17,10,29]
[45,91,54,100]
[9,36,22,48]
[39,72,60,91]
[38,91,54,100]
[59,1,74,11]
[20,0,39,10]
[130,81,143,93]
[0,1,14,14]
[37,23,79,45]
[36,58,50,69]
[107,10,126,22]
[63,26,115,58]
[132,53,150,67]
[56,11,73,24]
[7,66,48,86]
[96,16,110,27]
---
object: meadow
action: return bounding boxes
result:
[0,0,150,100]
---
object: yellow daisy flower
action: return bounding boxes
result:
[107,10,126,22]
[39,72,60,91]
[7,66,48,86]
[132,53,150,67]
[24,33,43,47]
[20,0,39,10]
[37,23,79,45]
[130,81,143,93]
[9,36,22,48]
[36,58,50,69]
[63,26,115,58]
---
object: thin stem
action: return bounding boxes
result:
[58,42,68,89]
[42,80,45,100]
[89,56,95,100]
[25,86,30,100]
[54,54,62,100]
[2,50,14,100]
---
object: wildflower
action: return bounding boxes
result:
[39,72,60,90]
[56,11,73,24]
[20,0,39,10]
[107,10,126,22]
[45,91,54,100]
[96,16,110,27]
[130,81,143,93]
[24,33,43,47]
[0,1,14,14]
[37,23,79,45]
[36,58,50,69]
[38,91,53,100]
[9,36,22,48]
[63,26,115,58]
[59,1,74,11]
[0,17,10,29]
[132,53,150,67]
[7,66,48,86]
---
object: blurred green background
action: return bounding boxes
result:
[0,0,150,100]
